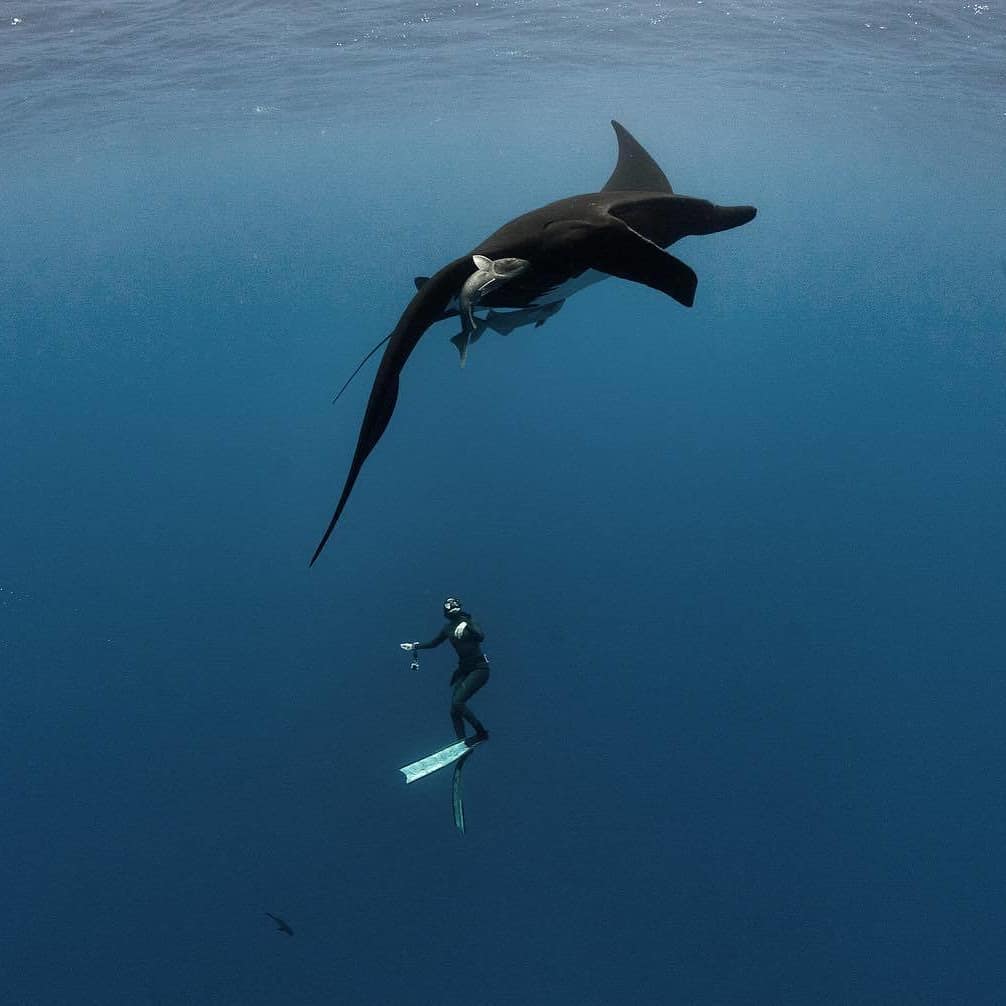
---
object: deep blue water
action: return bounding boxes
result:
[2,3,1005,1003]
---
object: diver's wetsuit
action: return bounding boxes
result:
[416,615,489,740]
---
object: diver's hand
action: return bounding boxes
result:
[453,621,468,639]
[400,642,417,651]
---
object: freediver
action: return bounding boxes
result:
[400,596,490,746]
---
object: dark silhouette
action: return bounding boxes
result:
[265,912,294,936]
[310,119,757,563]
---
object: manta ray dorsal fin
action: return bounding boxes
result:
[601,120,673,194]
[472,254,493,271]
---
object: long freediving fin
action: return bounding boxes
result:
[452,752,471,835]
[399,737,483,783]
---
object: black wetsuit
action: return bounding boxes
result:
[416,614,489,740]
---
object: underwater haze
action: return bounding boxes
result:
[2,2,1005,1003]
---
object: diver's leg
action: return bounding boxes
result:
[449,667,466,739]
[451,666,490,741]
[451,707,465,740]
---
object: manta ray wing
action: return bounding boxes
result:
[538,217,698,308]
[310,255,472,565]
[587,218,699,307]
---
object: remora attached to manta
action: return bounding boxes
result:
[310,120,757,565]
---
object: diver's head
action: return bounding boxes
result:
[443,596,463,619]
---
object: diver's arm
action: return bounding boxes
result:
[415,627,449,650]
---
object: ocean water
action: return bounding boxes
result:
[2,2,1005,1003]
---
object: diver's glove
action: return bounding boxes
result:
[453,621,468,639]
[400,642,417,651]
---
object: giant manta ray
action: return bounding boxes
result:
[310,121,756,565]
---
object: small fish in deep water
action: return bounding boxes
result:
[265,911,294,935]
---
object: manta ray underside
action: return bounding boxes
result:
[310,120,757,565]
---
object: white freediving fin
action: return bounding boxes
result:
[452,753,471,835]
[399,738,482,783]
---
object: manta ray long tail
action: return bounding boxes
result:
[310,255,473,566]
[331,334,391,404]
